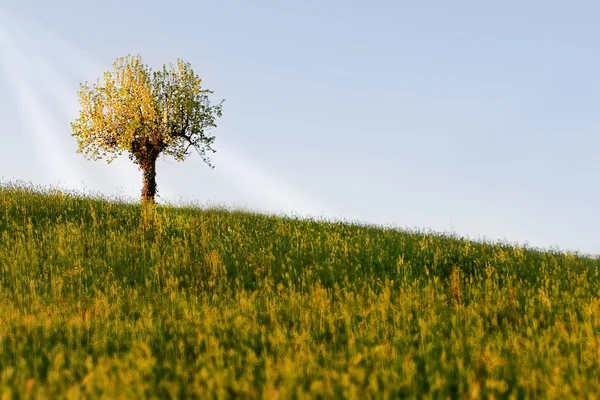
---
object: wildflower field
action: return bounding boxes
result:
[0,183,599,399]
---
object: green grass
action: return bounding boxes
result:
[0,182,599,399]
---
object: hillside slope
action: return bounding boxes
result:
[0,183,599,398]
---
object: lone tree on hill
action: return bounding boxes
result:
[71,54,224,203]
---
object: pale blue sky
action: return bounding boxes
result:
[0,1,599,255]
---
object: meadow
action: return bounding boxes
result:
[0,182,599,399]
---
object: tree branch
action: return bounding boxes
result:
[172,118,190,140]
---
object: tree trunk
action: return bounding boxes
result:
[141,155,158,204]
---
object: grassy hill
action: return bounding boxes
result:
[0,182,599,398]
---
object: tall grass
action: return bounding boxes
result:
[0,182,599,398]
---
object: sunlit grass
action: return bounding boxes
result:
[0,182,599,398]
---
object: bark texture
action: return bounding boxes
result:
[141,155,158,204]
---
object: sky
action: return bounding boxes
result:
[0,0,599,255]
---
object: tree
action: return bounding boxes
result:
[71,54,224,203]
